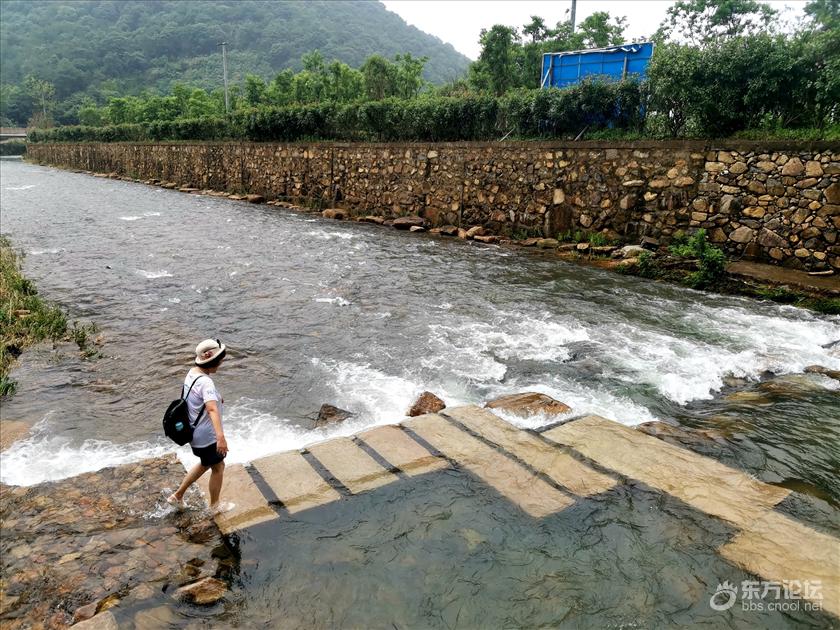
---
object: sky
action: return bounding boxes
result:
[380,0,810,60]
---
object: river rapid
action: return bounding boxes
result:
[1,158,839,504]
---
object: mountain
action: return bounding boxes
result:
[0,0,470,112]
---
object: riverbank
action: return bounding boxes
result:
[0,236,101,398]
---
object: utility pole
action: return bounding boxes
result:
[570,0,577,33]
[219,41,230,114]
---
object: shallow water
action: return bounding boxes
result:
[1,159,839,502]
[2,159,839,627]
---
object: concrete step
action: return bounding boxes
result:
[252,450,342,514]
[356,425,447,476]
[196,464,276,535]
[542,415,790,527]
[444,406,616,497]
[404,413,574,518]
[720,510,840,617]
[307,436,399,494]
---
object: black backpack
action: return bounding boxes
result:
[163,375,207,445]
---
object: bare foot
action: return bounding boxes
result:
[166,494,185,508]
[209,501,235,515]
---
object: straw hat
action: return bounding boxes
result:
[195,338,226,366]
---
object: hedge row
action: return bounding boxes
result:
[28,80,643,144]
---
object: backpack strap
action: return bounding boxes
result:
[182,374,208,427]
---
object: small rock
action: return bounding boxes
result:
[640,236,660,250]
[174,577,227,605]
[322,208,346,220]
[576,242,590,251]
[393,216,425,230]
[245,194,265,204]
[485,392,571,416]
[465,226,486,238]
[618,245,646,258]
[407,392,446,417]
[71,611,118,630]
[361,215,386,224]
[536,238,558,249]
[457,228,469,239]
[315,404,353,427]
[409,225,426,233]
[473,235,499,244]
[519,238,541,247]
[73,602,98,623]
[438,225,459,236]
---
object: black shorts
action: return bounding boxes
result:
[191,443,226,467]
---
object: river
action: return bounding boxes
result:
[2,158,840,627]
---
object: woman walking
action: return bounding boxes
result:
[168,339,233,514]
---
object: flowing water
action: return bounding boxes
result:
[1,159,839,627]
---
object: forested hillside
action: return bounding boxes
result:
[0,0,470,124]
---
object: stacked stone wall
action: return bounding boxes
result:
[26,140,840,271]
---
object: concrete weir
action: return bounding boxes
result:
[197,405,839,617]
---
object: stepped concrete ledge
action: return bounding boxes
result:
[194,405,838,617]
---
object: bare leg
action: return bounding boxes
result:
[169,462,209,502]
[208,461,225,507]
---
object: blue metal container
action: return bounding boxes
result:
[540,42,654,89]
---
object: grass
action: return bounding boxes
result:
[0,236,100,396]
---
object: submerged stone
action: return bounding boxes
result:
[175,576,227,605]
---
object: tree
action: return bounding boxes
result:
[577,12,628,48]
[22,76,55,118]
[361,55,397,100]
[805,0,840,31]
[393,53,427,99]
[523,16,548,43]
[658,0,777,44]
[471,25,522,96]
[243,74,268,107]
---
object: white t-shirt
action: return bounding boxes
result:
[183,370,222,448]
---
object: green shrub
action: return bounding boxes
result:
[637,251,658,278]
[669,228,727,288]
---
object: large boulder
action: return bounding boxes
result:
[438,225,459,236]
[392,216,425,230]
[407,391,446,417]
[315,404,354,427]
[485,392,571,416]
[322,208,347,220]
[174,577,227,605]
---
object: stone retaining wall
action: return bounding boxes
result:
[26,141,840,271]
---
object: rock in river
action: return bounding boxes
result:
[315,404,354,427]
[485,392,571,416]
[392,216,425,230]
[407,391,446,417]
[174,576,227,605]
